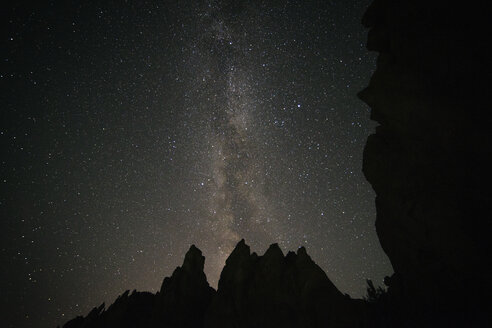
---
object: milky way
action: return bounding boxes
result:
[172,3,292,281]
[1,1,393,327]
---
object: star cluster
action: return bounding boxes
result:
[1,1,392,327]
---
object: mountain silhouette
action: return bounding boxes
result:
[63,245,214,328]
[205,240,363,327]
[61,241,365,328]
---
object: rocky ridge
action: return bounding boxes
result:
[61,241,364,328]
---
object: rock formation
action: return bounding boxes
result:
[62,245,215,328]
[153,245,215,327]
[63,291,155,328]
[61,241,363,328]
[358,0,491,326]
[205,240,363,328]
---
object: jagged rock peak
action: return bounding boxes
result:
[297,246,307,257]
[296,246,312,263]
[155,244,215,328]
[160,244,211,295]
[225,240,309,265]
[182,244,205,273]
[205,240,358,328]
[233,238,250,254]
[263,242,284,258]
[225,238,251,265]
[87,303,105,319]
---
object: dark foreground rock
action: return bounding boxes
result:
[359,0,491,326]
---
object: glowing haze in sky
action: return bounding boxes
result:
[1,1,392,327]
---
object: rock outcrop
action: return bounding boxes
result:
[358,0,491,326]
[61,241,363,328]
[153,245,215,328]
[63,291,156,328]
[205,240,363,328]
[61,245,215,328]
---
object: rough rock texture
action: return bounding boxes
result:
[358,0,491,326]
[205,239,364,328]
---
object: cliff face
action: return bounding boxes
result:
[358,0,491,324]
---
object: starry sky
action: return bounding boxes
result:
[1,1,392,327]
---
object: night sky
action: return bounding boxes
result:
[1,1,392,327]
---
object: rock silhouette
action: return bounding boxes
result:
[63,291,155,328]
[62,245,214,328]
[205,240,363,328]
[61,0,491,327]
[153,245,215,327]
[61,241,363,328]
[358,0,490,326]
